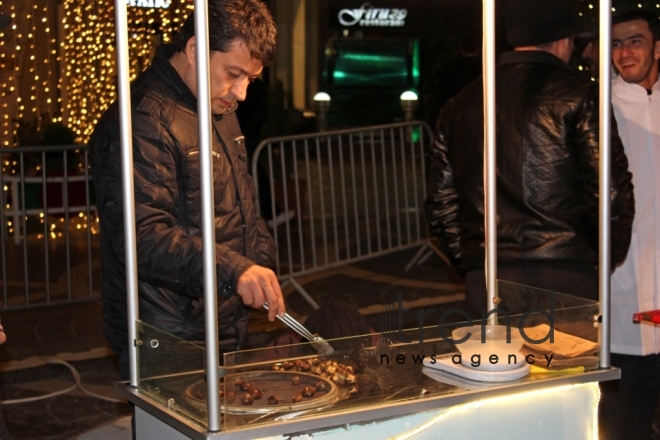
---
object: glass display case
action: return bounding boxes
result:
[119,280,614,438]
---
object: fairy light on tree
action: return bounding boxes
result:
[0,0,193,239]
[61,0,192,143]
[0,0,192,151]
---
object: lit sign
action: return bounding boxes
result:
[126,0,172,8]
[338,3,407,27]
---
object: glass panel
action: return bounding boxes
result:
[221,331,458,431]
[136,322,207,426]
[135,280,602,432]
[496,280,600,370]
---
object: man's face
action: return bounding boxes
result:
[612,19,660,89]
[186,38,263,114]
[581,40,599,74]
[208,40,263,113]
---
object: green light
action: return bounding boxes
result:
[412,39,420,84]
[341,53,404,63]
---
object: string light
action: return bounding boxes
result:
[62,0,192,144]
[0,0,192,151]
[1,0,192,240]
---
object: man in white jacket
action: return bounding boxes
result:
[601,8,660,440]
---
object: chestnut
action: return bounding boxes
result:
[291,376,301,386]
[315,381,326,392]
[268,395,279,405]
[234,379,244,388]
[249,388,263,400]
[239,381,252,392]
[282,361,294,370]
[292,395,303,403]
[302,386,315,398]
[225,391,236,403]
[240,393,253,405]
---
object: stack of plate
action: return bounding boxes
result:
[422,354,530,382]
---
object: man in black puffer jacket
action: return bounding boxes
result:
[89,0,285,379]
[425,0,635,315]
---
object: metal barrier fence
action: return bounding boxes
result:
[0,122,440,310]
[0,144,99,309]
[252,121,438,308]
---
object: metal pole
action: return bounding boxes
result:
[114,0,140,388]
[193,0,221,432]
[483,0,497,323]
[598,0,613,370]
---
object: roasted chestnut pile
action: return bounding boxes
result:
[272,358,358,386]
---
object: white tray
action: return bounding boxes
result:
[422,355,530,382]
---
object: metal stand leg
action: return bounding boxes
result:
[280,276,320,311]
[404,239,452,271]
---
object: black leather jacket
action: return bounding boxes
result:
[425,50,635,274]
[89,45,276,353]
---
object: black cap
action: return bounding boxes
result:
[506,0,580,47]
[577,20,598,40]
[0,14,11,32]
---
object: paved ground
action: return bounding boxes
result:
[0,246,464,439]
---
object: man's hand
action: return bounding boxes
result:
[236,265,285,321]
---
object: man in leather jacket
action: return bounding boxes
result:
[89,0,285,379]
[425,0,635,315]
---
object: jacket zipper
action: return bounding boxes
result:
[212,128,248,257]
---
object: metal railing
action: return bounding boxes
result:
[252,120,437,308]
[0,122,438,312]
[0,144,98,309]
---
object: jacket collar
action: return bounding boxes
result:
[498,50,571,70]
[150,44,238,115]
[151,44,198,109]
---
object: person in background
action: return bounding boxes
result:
[89,0,285,382]
[425,0,635,316]
[600,9,660,440]
[424,28,482,127]
[577,23,599,78]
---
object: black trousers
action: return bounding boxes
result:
[599,353,660,440]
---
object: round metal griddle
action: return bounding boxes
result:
[185,370,339,415]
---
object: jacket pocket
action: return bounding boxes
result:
[184,149,225,214]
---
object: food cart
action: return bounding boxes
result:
[117,280,612,439]
[111,1,619,439]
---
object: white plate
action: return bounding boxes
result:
[423,355,530,382]
[460,351,527,371]
[422,367,494,391]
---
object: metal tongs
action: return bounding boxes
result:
[263,304,334,355]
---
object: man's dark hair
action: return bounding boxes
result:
[175,0,277,66]
[613,8,660,42]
